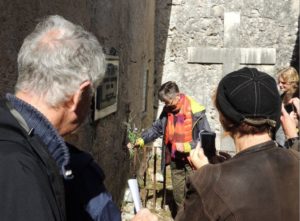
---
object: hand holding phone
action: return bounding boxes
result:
[190,143,209,169]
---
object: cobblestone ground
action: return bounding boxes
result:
[121,147,175,221]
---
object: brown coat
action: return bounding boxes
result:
[176,141,299,221]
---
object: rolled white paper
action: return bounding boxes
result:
[128,178,142,212]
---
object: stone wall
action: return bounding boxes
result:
[0,0,155,205]
[155,0,299,151]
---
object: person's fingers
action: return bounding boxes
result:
[178,146,183,152]
[190,148,197,159]
[131,208,158,221]
[197,146,204,158]
[219,151,231,160]
[127,143,133,149]
[190,148,195,156]
[192,143,204,158]
[175,143,184,152]
[190,143,209,169]
[191,142,201,158]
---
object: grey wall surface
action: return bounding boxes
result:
[0,0,155,205]
[155,0,299,152]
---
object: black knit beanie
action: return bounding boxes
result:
[216,67,281,128]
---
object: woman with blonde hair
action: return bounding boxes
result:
[276,67,299,147]
[277,67,299,104]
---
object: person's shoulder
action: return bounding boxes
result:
[0,99,30,141]
[0,139,31,156]
[66,143,94,168]
[0,141,41,174]
[264,143,300,159]
[186,95,206,114]
[66,142,105,179]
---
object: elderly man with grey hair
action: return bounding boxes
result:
[0,15,120,221]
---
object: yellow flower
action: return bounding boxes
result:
[135,138,144,148]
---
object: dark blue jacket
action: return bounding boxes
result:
[64,143,121,221]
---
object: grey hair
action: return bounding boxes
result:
[16,15,105,107]
[158,81,180,101]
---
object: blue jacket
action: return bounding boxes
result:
[64,143,121,221]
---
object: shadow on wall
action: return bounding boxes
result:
[153,0,173,115]
[0,0,93,97]
[0,0,129,206]
[290,16,299,73]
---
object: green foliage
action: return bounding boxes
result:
[123,113,143,159]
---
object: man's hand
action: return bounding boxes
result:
[127,138,145,149]
[175,142,184,152]
[190,142,209,169]
[131,208,158,221]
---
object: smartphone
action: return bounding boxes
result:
[284,103,295,113]
[200,131,217,162]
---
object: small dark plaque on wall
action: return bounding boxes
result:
[94,55,119,120]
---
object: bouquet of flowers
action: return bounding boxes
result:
[123,114,144,159]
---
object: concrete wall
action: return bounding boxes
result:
[155,0,299,151]
[0,0,155,205]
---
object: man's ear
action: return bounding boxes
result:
[67,81,92,112]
